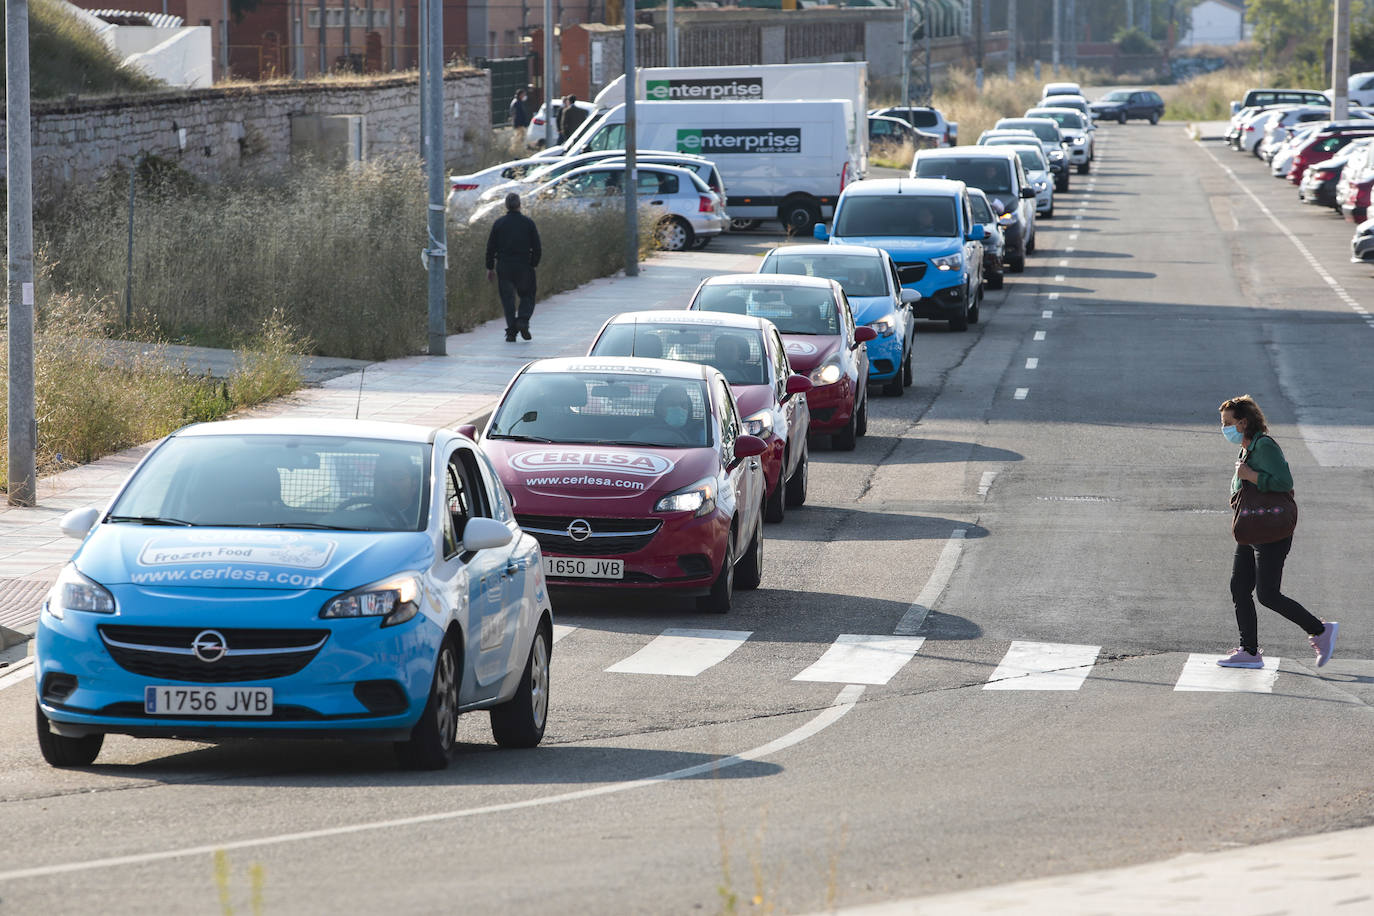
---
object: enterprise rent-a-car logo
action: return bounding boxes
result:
[646,78,763,101]
[676,128,802,155]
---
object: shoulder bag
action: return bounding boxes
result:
[1230,434,1297,545]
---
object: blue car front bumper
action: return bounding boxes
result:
[35,600,444,740]
[863,330,904,381]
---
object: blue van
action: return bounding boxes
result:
[814,178,985,332]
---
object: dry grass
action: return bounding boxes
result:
[1162,67,1277,122]
[15,0,164,99]
[0,300,307,484]
[37,156,639,360]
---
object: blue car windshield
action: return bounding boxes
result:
[590,323,769,386]
[691,284,841,335]
[760,253,888,297]
[834,195,958,238]
[109,435,431,531]
[489,372,713,448]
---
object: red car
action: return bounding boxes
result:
[471,357,767,613]
[586,311,813,524]
[1287,129,1374,185]
[685,274,876,451]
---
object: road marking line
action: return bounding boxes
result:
[894,528,967,635]
[1054,274,1065,282]
[0,657,34,692]
[1048,292,1060,300]
[551,624,577,644]
[977,470,997,497]
[1065,247,1075,253]
[984,641,1101,691]
[1014,387,1029,400]
[793,635,926,685]
[1071,222,1081,228]
[1058,259,1069,266]
[1201,144,1368,320]
[605,628,751,676]
[1034,331,1047,341]
[1042,310,1053,318]
[0,684,867,884]
[1026,357,1039,369]
[1069,233,1079,240]
[1174,653,1282,692]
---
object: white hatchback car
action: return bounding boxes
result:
[469,163,728,251]
[448,157,554,213]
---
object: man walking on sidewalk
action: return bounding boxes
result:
[485,193,543,342]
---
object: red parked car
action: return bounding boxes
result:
[684,274,877,451]
[1287,127,1374,185]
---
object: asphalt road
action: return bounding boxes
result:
[2,122,1373,915]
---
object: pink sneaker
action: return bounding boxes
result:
[1310,622,1339,668]
[1217,648,1264,668]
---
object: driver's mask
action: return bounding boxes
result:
[665,407,688,428]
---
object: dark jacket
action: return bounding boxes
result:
[509,96,530,129]
[558,104,588,142]
[485,211,542,271]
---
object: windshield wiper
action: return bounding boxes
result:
[486,433,554,442]
[106,515,195,526]
[251,522,357,530]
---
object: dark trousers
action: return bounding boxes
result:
[1230,536,1324,653]
[496,265,536,330]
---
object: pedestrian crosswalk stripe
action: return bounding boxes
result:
[792,635,926,685]
[1174,653,1282,692]
[604,628,752,677]
[552,624,577,644]
[984,641,1101,691]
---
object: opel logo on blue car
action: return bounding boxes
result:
[192,630,228,663]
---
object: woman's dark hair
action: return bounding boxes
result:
[1219,394,1268,434]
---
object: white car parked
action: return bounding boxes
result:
[1330,72,1374,108]
[469,163,728,251]
[448,157,556,213]
[524,99,597,149]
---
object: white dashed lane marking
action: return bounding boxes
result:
[792,635,927,685]
[1014,388,1030,400]
[1174,654,1282,692]
[984,641,1101,691]
[1026,358,1039,369]
[605,628,752,676]
[1034,331,1047,341]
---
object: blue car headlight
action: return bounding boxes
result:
[932,253,963,272]
[46,564,116,620]
[867,314,897,337]
[321,573,422,628]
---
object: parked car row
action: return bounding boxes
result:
[1223,93,1374,263]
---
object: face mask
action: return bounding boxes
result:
[1222,425,1244,445]
[665,407,688,428]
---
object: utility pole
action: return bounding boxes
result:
[344,0,351,63]
[1051,0,1060,74]
[543,0,555,148]
[6,0,37,506]
[667,0,676,66]
[293,0,305,78]
[423,0,447,354]
[318,0,327,74]
[1125,0,1133,36]
[901,0,911,110]
[419,0,427,158]
[1066,0,1075,69]
[974,0,984,90]
[623,0,638,278]
[923,0,932,104]
[221,0,230,79]
[1007,0,1016,79]
[1333,0,1350,120]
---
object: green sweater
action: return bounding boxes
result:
[1233,434,1294,495]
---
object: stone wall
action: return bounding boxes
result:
[0,68,490,198]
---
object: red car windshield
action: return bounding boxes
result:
[489,372,713,448]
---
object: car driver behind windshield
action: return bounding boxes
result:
[634,385,696,445]
[373,454,422,529]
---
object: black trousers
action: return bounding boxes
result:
[496,265,536,330]
[1230,536,1324,653]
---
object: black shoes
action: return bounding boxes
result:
[504,328,517,342]
[519,325,532,340]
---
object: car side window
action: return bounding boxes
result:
[838,291,857,344]
[770,328,791,394]
[888,258,901,296]
[716,377,740,458]
[445,447,493,556]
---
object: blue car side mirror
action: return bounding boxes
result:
[967,224,986,241]
[813,223,829,241]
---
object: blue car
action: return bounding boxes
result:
[815,177,986,332]
[34,418,553,770]
[755,242,920,396]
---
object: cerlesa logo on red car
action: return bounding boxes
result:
[509,449,675,477]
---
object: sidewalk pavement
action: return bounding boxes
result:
[817,822,1374,914]
[0,246,760,636]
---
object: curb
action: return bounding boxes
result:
[0,624,26,650]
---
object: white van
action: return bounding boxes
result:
[590,62,869,173]
[565,99,861,233]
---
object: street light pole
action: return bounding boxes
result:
[543,0,555,148]
[423,0,447,354]
[623,0,638,278]
[1332,0,1350,121]
[1051,0,1060,74]
[1007,0,1016,79]
[667,0,676,67]
[6,0,37,506]
[901,0,910,111]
